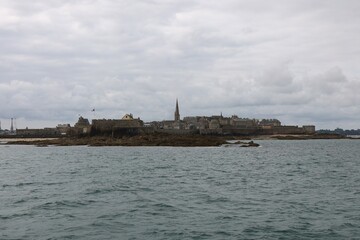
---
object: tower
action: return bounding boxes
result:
[10,118,14,133]
[174,98,180,121]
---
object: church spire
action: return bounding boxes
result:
[174,98,180,121]
[10,118,14,133]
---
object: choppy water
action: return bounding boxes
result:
[1,140,359,239]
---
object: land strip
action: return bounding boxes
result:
[1,133,350,147]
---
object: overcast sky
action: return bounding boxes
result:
[1,0,360,129]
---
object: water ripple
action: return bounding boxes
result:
[0,141,359,239]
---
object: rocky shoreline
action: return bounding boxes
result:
[4,134,229,147]
[1,133,350,147]
[3,134,261,147]
[268,133,346,140]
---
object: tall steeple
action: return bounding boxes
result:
[10,118,14,133]
[174,98,180,121]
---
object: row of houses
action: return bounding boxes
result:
[143,100,314,135]
[149,114,315,135]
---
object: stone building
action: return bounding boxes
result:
[89,113,156,137]
[209,119,220,129]
[230,116,257,128]
[303,125,316,134]
[72,116,91,135]
[56,124,71,135]
[157,99,185,131]
[259,119,281,127]
[122,114,134,120]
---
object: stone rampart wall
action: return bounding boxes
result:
[221,127,260,135]
[303,125,316,134]
[16,128,62,137]
[273,126,305,134]
[91,119,143,136]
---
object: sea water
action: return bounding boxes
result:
[0,140,359,239]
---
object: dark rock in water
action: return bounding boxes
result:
[248,141,260,147]
[225,140,260,147]
[240,141,260,147]
[271,133,345,140]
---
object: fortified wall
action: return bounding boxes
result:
[16,128,62,138]
[90,115,154,137]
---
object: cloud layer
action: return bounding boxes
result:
[1,0,360,129]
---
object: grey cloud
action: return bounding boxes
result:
[1,0,360,129]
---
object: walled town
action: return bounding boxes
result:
[4,99,315,138]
